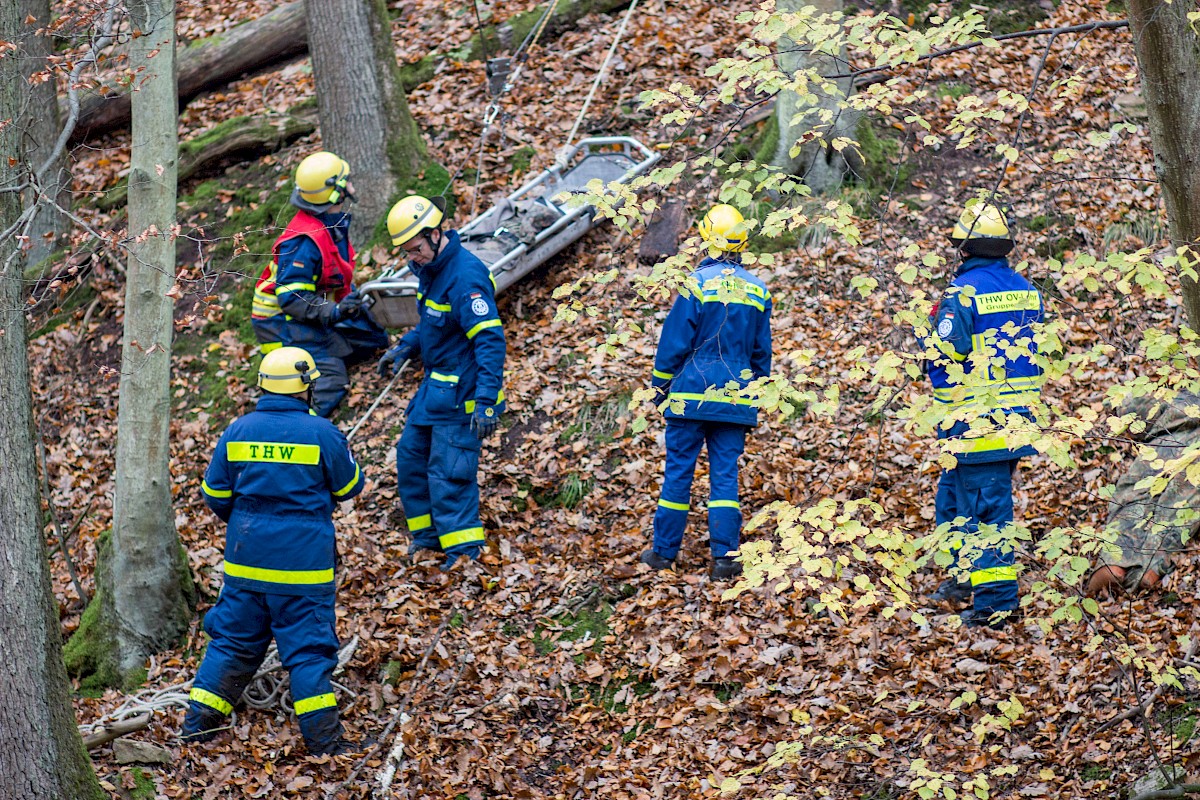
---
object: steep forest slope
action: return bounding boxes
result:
[29,0,1197,796]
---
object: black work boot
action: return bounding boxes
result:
[961,608,1015,630]
[930,578,973,607]
[407,539,442,558]
[309,737,357,757]
[639,550,675,571]
[179,704,227,744]
[711,558,744,580]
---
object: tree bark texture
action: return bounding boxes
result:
[18,0,69,271]
[110,0,192,678]
[1127,0,1200,332]
[771,0,860,194]
[72,1,308,142]
[0,2,104,794]
[306,0,426,243]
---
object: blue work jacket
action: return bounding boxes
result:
[201,393,364,595]
[397,230,506,425]
[927,256,1043,464]
[651,257,773,426]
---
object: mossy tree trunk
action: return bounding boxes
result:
[18,0,69,272]
[106,0,193,681]
[1127,0,1200,332]
[0,1,104,793]
[306,0,427,243]
[771,0,860,195]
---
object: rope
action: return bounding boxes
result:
[346,360,410,441]
[462,0,562,210]
[563,0,640,153]
[79,638,360,734]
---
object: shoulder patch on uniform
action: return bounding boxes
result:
[471,297,489,316]
[937,318,953,337]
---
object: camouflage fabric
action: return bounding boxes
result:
[1097,392,1200,588]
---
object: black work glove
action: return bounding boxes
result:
[377,341,416,377]
[470,404,500,439]
[315,300,341,328]
[336,290,364,321]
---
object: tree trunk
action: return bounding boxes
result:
[771,0,860,194]
[1127,0,1200,332]
[0,2,104,794]
[306,0,426,243]
[108,0,193,679]
[18,0,69,271]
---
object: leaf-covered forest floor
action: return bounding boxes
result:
[29,0,1200,796]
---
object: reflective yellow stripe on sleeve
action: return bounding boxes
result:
[652,369,675,381]
[439,527,486,548]
[466,318,502,339]
[224,562,334,585]
[464,389,505,414]
[294,693,337,715]
[202,480,232,499]
[970,565,1018,586]
[430,372,460,383]
[189,687,233,715]
[277,282,317,294]
[425,299,453,313]
[227,442,321,464]
[333,465,361,497]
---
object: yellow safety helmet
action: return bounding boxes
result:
[294,151,352,206]
[258,347,320,395]
[949,200,1014,257]
[387,195,446,247]
[698,204,749,253]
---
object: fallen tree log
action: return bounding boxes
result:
[71,0,634,144]
[95,106,319,211]
[72,2,307,142]
[81,712,151,751]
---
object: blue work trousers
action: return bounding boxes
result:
[935,460,1020,616]
[252,315,389,417]
[395,422,486,557]
[182,585,342,750]
[652,419,747,560]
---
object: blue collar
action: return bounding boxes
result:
[956,255,1008,275]
[256,393,312,413]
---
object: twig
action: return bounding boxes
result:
[1095,640,1199,734]
[331,610,454,798]
[36,430,89,605]
[81,712,151,750]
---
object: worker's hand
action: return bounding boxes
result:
[470,404,500,439]
[336,290,365,321]
[315,300,342,328]
[377,342,415,377]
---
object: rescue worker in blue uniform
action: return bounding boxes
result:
[640,204,773,580]
[925,201,1043,629]
[377,195,506,571]
[251,151,389,418]
[181,347,364,755]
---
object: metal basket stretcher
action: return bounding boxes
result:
[359,136,659,330]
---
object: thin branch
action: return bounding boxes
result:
[829,20,1130,82]
[1095,639,1199,734]
[1130,784,1200,800]
[36,430,89,606]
